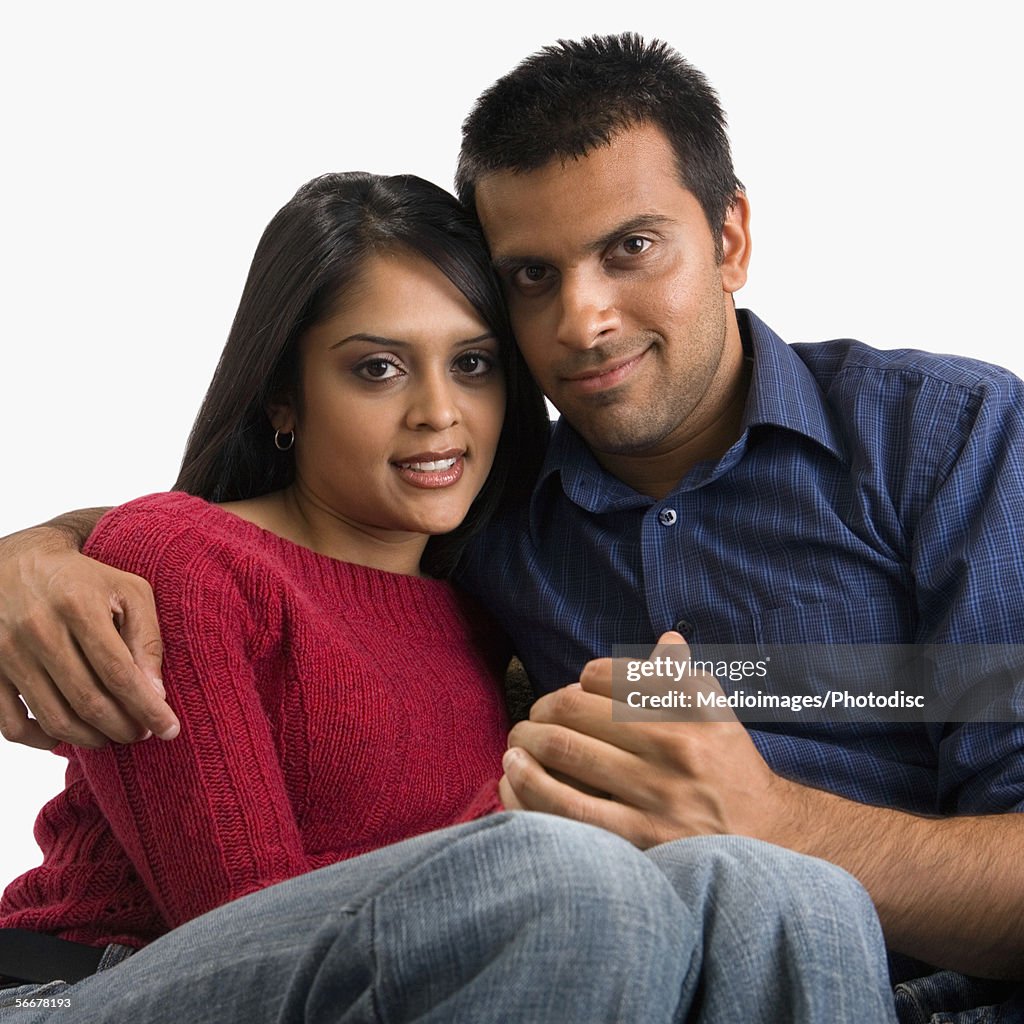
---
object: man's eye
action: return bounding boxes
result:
[356,358,402,381]
[619,236,651,256]
[512,264,551,287]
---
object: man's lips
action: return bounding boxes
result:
[391,449,466,489]
[561,347,651,394]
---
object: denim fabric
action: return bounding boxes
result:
[894,970,1024,1024]
[0,815,898,1023]
[647,834,898,1023]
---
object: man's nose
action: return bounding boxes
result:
[554,268,621,349]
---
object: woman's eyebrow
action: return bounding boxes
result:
[331,332,496,350]
[331,333,409,349]
[454,332,498,347]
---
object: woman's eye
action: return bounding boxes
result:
[454,352,495,376]
[356,358,403,381]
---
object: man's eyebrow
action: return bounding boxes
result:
[491,214,675,272]
[587,214,675,255]
[330,332,495,350]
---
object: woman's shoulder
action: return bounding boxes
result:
[84,492,279,592]
[89,490,208,531]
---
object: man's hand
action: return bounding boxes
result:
[0,519,177,748]
[501,632,797,848]
[502,632,1024,977]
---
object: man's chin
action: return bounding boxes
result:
[571,415,673,458]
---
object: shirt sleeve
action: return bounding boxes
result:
[66,498,312,929]
[909,370,1024,813]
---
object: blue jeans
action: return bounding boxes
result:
[0,814,896,1023]
[892,970,1024,1024]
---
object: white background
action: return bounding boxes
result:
[2,1,1020,882]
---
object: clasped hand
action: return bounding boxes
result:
[499,631,791,849]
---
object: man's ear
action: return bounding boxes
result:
[720,191,752,294]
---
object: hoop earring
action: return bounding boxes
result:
[274,429,295,451]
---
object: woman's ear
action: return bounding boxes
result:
[266,394,296,435]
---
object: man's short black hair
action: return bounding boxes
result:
[456,33,743,250]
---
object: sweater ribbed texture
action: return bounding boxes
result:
[0,492,508,948]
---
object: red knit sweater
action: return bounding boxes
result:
[0,492,508,948]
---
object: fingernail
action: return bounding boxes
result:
[149,676,166,697]
[502,748,520,770]
[158,722,180,741]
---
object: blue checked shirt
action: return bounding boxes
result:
[457,310,1024,816]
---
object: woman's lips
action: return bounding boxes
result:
[392,450,466,489]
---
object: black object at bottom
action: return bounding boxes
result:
[0,928,104,984]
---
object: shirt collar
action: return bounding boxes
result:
[740,309,848,461]
[529,309,849,536]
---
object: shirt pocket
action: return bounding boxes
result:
[750,587,917,700]
[752,583,913,647]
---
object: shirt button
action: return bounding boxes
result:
[658,508,678,526]
[674,619,695,640]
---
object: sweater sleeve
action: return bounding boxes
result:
[456,778,505,820]
[66,497,313,929]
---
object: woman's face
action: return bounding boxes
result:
[278,249,506,545]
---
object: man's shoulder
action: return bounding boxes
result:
[791,336,1022,400]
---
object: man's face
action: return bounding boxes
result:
[474,123,750,462]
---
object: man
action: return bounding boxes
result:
[452,34,1024,1017]
[1,33,1020,1020]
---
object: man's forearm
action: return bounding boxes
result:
[34,507,110,551]
[771,779,1024,978]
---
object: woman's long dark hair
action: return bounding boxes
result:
[173,172,549,577]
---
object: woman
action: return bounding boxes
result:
[0,167,550,939]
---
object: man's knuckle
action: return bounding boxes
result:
[542,728,576,763]
[550,686,584,717]
[63,597,107,633]
[18,609,53,644]
[0,715,26,743]
[565,792,596,825]
[33,710,75,744]
[49,577,90,612]
[95,657,138,695]
[140,637,164,660]
[65,688,108,724]
[128,578,156,602]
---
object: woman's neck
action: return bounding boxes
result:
[218,487,429,577]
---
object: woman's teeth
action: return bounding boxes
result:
[396,458,458,472]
